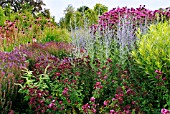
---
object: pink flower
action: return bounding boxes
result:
[107,58,112,63]
[97,71,102,75]
[156,75,160,79]
[155,70,159,73]
[56,72,60,76]
[112,98,116,101]
[90,97,95,102]
[162,77,166,81]
[75,72,80,76]
[161,108,170,114]
[59,101,62,104]
[32,38,37,43]
[48,103,55,108]
[104,75,108,79]
[132,101,136,105]
[94,82,103,89]
[155,70,163,74]
[62,87,68,95]
[92,108,96,113]
[104,100,108,106]
[95,82,101,86]
[110,110,115,114]
[8,110,14,114]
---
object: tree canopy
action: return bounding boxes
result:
[59,3,108,30]
[0,0,45,13]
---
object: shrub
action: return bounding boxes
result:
[43,42,73,59]
[0,8,66,52]
[41,27,71,43]
[131,22,170,112]
[16,42,73,62]
[90,6,170,52]
[16,55,115,113]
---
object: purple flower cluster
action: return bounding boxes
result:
[27,87,58,113]
[0,49,28,112]
[17,53,114,113]
[96,5,170,29]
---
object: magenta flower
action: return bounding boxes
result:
[110,110,115,114]
[62,87,69,95]
[155,70,163,74]
[56,72,60,76]
[161,108,170,114]
[162,77,166,81]
[112,98,116,101]
[97,71,102,75]
[103,100,108,106]
[90,97,95,102]
[155,70,159,73]
[48,103,55,108]
[59,101,62,104]
[75,72,80,76]
[92,108,96,113]
[156,75,160,79]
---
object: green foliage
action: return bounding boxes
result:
[77,6,89,13]
[41,27,71,43]
[42,42,73,59]
[0,7,5,26]
[0,0,45,15]
[0,5,65,52]
[59,3,108,30]
[131,22,170,112]
[94,3,108,15]
[85,8,98,26]
[132,22,170,75]
[16,56,112,113]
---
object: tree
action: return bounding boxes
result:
[0,6,6,26]
[94,3,108,15]
[63,4,75,30]
[77,6,89,14]
[58,17,66,28]
[85,9,98,26]
[0,0,45,14]
[59,3,108,30]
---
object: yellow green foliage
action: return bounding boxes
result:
[41,27,71,43]
[132,21,170,75]
[0,7,6,26]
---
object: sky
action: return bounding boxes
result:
[43,0,170,23]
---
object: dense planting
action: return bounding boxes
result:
[0,6,71,52]
[0,3,170,114]
[0,50,28,113]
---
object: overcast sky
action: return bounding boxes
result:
[43,0,170,22]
